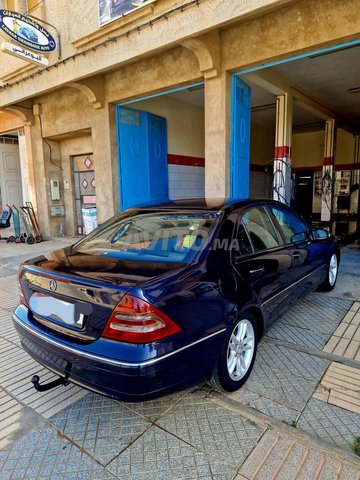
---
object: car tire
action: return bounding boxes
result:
[210,311,258,392]
[318,252,339,292]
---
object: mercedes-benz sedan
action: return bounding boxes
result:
[13,199,339,401]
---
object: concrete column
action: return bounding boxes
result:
[90,104,118,223]
[321,119,335,223]
[29,117,51,239]
[18,126,37,211]
[204,70,231,200]
[273,93,292,205]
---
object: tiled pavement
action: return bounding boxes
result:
[0,238,73,278]
[266,294,354,350]
[236,430,360,480]
[0,241,360,479]
[297,398,360,449]
[313,362,360,413]
[323,302,360,360]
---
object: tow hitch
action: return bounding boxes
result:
[31,374,70,392]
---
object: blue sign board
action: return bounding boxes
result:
[0,10,56,52]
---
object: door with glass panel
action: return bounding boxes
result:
[73,154,96,235]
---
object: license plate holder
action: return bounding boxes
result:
[29,292,86,329]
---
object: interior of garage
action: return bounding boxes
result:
[242,43,360,238]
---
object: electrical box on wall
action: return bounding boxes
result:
[335,171,350,196]
[50,179,61,201]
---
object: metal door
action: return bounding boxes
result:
[0,139,23,211]
[73,154,96,235]
[117,106,168,210]
[230,77,251,201]
[148,112,168,202]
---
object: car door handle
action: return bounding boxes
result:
[249,266,265,278]
[292,252,302,259]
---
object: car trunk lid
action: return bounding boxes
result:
[19,247,180,343]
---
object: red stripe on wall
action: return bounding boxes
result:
[324,156,334,166]
[335,163,360,171]
[274,146,290,158]
[168,154,205,167]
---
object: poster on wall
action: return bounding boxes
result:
[99,0,156,26]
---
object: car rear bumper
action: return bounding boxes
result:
[13,305,225,402]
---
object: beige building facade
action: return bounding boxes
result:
[0,0,359,238]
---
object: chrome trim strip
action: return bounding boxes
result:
[261,264,326,306]
[12,313,226,368]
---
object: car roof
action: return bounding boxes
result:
[132,198,285,212]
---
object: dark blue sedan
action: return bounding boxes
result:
[13,199,339,401]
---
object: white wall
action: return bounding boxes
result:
[168,164,205,200]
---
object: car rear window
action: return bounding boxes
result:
[74,211,218,264]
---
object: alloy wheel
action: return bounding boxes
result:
[329,253,338,287]
[226,319,255,381]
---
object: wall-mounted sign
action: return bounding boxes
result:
[0,10,56,52]
[99,0,156,26]
[49,205,65,217]
[1,41,48,66]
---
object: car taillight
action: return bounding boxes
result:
[18,269,29,307]
[102,294,181,343]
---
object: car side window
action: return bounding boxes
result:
[269,205,308,244]
[242,207,280,252]
[234,221,253,259]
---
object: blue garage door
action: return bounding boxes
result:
[116,106,168,210]
[230,76,251,200]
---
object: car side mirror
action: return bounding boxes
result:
[313,229,329,240]
[291,232,308,243]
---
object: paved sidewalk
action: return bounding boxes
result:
[0,240,360,479]
[0,237,74,277]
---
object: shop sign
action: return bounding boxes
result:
[1,41,48,66]
[99,0,156,26]
[0,10,56,52]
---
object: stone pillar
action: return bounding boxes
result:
[321,119,335,223]
[18,126,37,210]
[90,104,118,223]
[204,70,231,200]
[29,116,51,239]
[273,93,292,205]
